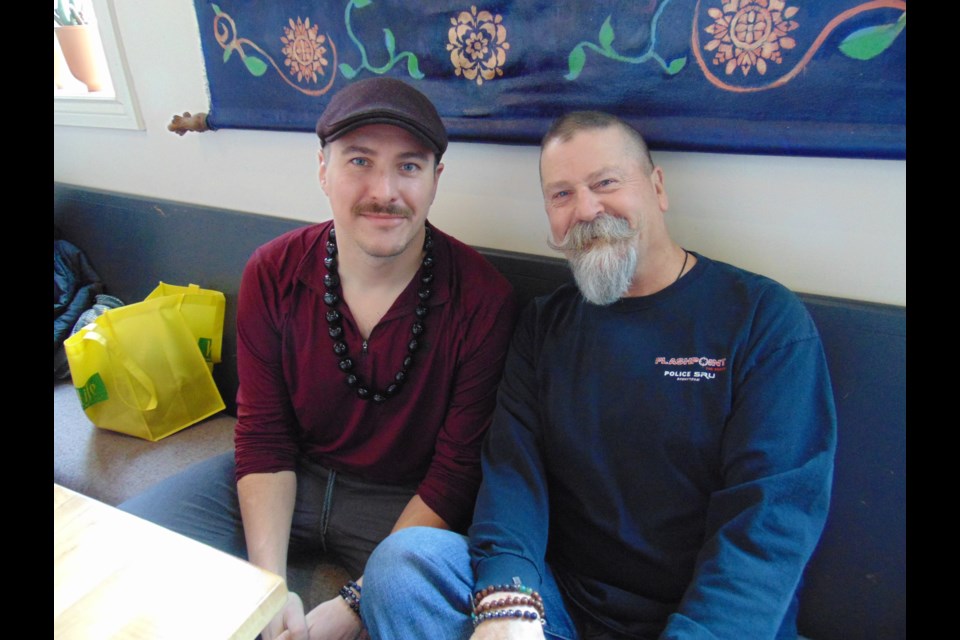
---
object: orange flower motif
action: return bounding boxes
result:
[281,17,329,84]
[703,0,799,76]
[447,6,510,86]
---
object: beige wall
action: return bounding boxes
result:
[54,0,905,306]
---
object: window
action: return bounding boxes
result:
[54,0,143,130]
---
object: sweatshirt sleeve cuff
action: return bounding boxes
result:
[473,554,544,593]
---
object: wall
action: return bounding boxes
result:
[53,0,906,306]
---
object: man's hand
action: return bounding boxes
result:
[263,592,307,640]
[469,620,546,640]
[291,595,364,640]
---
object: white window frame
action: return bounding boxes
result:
[54,0,144,130]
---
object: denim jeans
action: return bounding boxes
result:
[118,451,417,577]
[361,527,580,640]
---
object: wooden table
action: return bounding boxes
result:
[54,484,287,639]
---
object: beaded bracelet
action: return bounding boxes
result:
[471,608,544,628]
[339,581,362,619]
[472,581,546,628]
[473,583,542,607]
[474,595,545,619]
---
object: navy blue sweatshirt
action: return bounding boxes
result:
[469,254,836,639]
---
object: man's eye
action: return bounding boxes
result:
[401,162,420,172]
[596,179,616,188]
[350,158,369,167]
[553,190,570,199]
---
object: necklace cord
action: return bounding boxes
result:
[322,226,434,402]
[675,250,689,283]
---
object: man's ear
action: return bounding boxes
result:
[318,150,328,193]
[429,162,444,205]
[651,166,669,212]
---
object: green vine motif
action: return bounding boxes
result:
[339,0,424,80]
[210,4,338,96]
[839,11,904,60]
[212,4,268,77]
[566,1,686,81]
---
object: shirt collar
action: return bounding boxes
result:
[297,220,452,315]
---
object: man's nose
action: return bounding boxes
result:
[368,168,399,202]
[573,188,602,223]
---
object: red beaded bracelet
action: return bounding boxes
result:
[474,595,545,618]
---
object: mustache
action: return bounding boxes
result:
[548,214,637,252]
[352,202,414,217]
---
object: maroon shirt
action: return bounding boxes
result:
[234,220,517,530]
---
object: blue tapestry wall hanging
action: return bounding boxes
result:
[193,0,906,159]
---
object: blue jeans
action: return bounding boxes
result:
[361,527,580,640]
[118,451,417,577]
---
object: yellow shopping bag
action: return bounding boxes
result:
[63,293,225,441]
[145,282,225,371]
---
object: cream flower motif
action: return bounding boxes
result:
[703,0,799,76]
[281,17,329,83]
[447,6,510,86]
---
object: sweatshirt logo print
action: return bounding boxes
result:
[655,355,727,381]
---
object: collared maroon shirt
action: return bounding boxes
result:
[235,220,517,530]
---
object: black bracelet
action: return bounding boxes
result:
[339,582,362,619]
[471,608,544,628]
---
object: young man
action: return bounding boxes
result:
[120,78,516,640]
[360,111,837,639]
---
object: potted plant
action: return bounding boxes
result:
[54,0,103,92]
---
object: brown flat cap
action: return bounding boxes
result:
[316,78,448,157]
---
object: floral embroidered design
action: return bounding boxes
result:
[703,0,799,76]
[211,6,338,97]
[281,17,329,83]
[447,6,510,86]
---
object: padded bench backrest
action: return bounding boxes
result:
[55,184,305,417]
[54,184,905,639]
[794,295,906,639]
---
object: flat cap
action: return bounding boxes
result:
[316,77,448,157]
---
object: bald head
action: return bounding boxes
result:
[540,111,655,174]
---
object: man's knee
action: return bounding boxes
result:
[121,451,236,507]
[370,527,458,566]
[116,451,243,555]
[363,527,473,633]
[366,526,468,589]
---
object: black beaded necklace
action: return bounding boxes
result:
[322,225,434,402]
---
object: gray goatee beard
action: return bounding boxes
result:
[549,214,639,306]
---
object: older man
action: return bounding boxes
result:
[360,111,836,639]
[120,78,516,640]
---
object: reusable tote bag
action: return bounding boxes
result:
[145,282,226,372]
[63,292,225,441]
